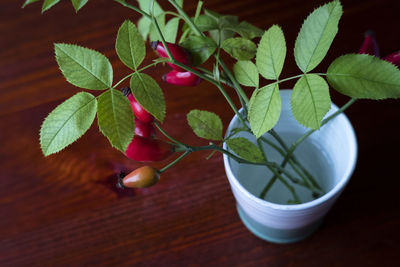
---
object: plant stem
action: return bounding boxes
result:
[116,0,332,201]
[255,136,302,201]
[113,60,168,89]
[259,98,357,199]
[269,129,321,190]
[160,150,191,173]
[216,57,249,104]
[169,0,250,114]
[150,10,249,129]
[154,121,187,148]
[114,0,150,18]
[168,0,204,37]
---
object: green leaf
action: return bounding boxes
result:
[137,0,164,41]
[181,36,217,65]
[71,0,88,12]
[116,20,146,70]
[137,0,163,15]
[294,0,343,72]
[249,83,281,138]
[204,9,222,20]
[149,14,166,42]
[138,16,151,41]
[256,25,286,80]
[233,60,259,87]
[54,43,113,90]
[42,0,60,12]
[22,0,40,8]
[226,137,264,163]
[40,92,97,156]
[291,74,331,129]
[327,54,400,99]
[187,110,223,141]
[130,73,165,122]
[164,17,180,43]
[222,38,257,61]
[234,21,264,40]
[209,15,238,44]
[97,89,135,152]
[194,15,219,32]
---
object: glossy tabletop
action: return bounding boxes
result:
[1,0,399,266]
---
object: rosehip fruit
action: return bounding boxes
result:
[120,166,160,188]
[359,31,379,56]
[151,41,192,72]
[383,51,400,67]
[121,87,154,123]
[162,70,202,86]
[134,118,155,138]
[125,135,173,162]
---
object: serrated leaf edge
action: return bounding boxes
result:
[40,92,97,156]
[54,43,113,89]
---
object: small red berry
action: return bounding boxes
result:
[121,87,154,123]
[162,70,202,86]
[134,118,155,138]
[383,51,400,67]
[125,135,173,162]
[359,31,379,56]
[151,41,192,72]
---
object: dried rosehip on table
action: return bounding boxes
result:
[163,70,202,86]
[121,87,154,123]
[151,41,192,72]
[118,166,160,188]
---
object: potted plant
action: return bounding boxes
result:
[24,0,400,243]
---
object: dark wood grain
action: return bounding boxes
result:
[1,0,400,266]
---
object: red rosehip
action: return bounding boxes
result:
[121,87,154,123]
[134,118,155,138]
[383,51,400,67]
[162,70,202,86]
[125,135,173,162]
[151,41,192,72]
[359,31,379,56]
[120,166,160,188]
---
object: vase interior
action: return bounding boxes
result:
[226,90,357,206]
[228,130,335,204]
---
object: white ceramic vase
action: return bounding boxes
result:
[223,90,357,243]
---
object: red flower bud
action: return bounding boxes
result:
[120,166,160,188]
[162,70,202,86]
[383,51,400,67]
[359,31,379,56]
[134,118,155,138]
[121,87,154,123]
[125,135,173,162]
[151,41,191,72]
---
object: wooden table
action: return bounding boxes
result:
[1,0,399,266]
